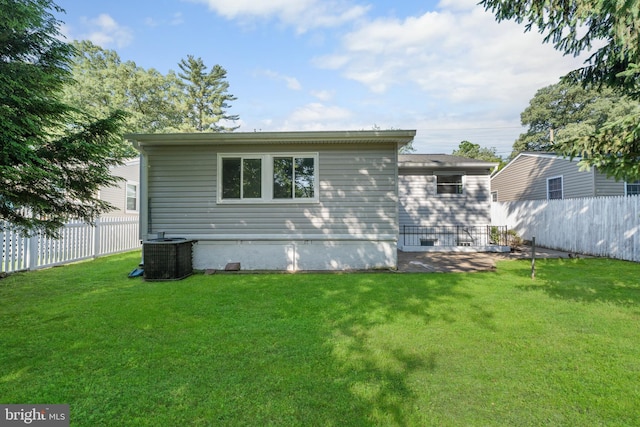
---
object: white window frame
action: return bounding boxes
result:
[491,191,498,202]
[435,173,465,196]
[217,153,319,204]
[125,181,139,213]
[625,180,640,196]
[547,176,563,200]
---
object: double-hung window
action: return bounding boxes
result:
[126,181,138,212]
[436,174,464,195]
[218,153,318,203]
[547,176,563,200]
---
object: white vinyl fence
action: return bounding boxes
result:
[1,216,140,273]
[492,195,640,262]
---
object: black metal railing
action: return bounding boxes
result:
[402,225,508,247]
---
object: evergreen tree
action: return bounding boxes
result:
[1,0,129,237]
[513,81,640,159]
[178,55,239,132]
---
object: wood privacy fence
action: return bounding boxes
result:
[1,217,140,273]
[491,195,640,262]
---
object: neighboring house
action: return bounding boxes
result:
[126,130,416,271]
[397,154,499,250]
[99,158,141,216]
[491,152,640,202]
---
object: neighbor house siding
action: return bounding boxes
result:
[491,155,544,201]
[491,153,634,202]
[100,159,140,216]
[398,171,491,227]
[144,143,398,239]
[593,170,625,196]
[491,155,595,201]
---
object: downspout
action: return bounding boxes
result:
[394,142,401,258]
[130,139,150,242]
[140,148,150,240]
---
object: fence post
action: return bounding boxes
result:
[531,236,536,280]
[93,217,101,258]
[28,234,39,270]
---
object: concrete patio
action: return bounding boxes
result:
[397,246,578,273]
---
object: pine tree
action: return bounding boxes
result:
[177,55,239,132]
[0,0,129,237]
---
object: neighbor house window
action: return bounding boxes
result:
[547,176,563,200]
[218,153,318,203]
[491,191,498,202]
[626,180,640,196]
[437,175,463,195]
[126,182,138,212]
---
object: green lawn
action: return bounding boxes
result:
[1,251,639,426]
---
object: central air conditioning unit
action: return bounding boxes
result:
[142,238,195,281]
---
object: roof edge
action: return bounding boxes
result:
[399,161,498,168]
[491,151,580,180]
[125,130,416,148]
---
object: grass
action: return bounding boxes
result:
[1,251,639,426]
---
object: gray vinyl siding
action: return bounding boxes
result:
[100,160,140,216]
[545,158,593,199]
[492,154,632,201]
[144,143,398,238]
[492,155,595,201]
[593,169,625,196]
[398,171,492,227]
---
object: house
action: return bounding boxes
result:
[126,130,416,271]
[99,158,141,217]
[397,154,500,250]
[491,152,640,202]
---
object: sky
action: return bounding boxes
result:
[54,0,592,156]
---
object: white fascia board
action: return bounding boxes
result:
[125,130,416,150]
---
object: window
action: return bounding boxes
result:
[547,176,563,200]
[218,153,318,203]
[221,157,262,199]
[126,182,138,212]
[491,191,498,202]
[436,175,463,195]
[273,156,315,199]
[626,180,640,196]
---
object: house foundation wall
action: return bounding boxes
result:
[192,239,397,271]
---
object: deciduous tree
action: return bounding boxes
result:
[64,40,184,133]
[452,141,504,168]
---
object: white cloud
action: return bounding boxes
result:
[188,0,369,32]
[171,12,185,26]
[281,103,353,130]
[77,14,133,48]
[144,17,159,27]
[260,69,302,90]
[310,89,334,101]
[316,0,588,113]
[145,12,184,28]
